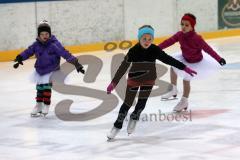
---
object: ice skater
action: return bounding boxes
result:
[159,13,226,112]
[106,25,197,140]
[13,20,85,117]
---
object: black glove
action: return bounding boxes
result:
[13,55,23,69]
[71,59,85,74]
[219,58,226,66]
[76,64,85,74]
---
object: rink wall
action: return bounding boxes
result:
[1,0,240,62]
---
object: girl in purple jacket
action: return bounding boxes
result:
[159,13,226,112]
[14,20,85,117]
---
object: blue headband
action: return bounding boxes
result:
[138,27,154,40]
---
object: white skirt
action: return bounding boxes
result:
[172,52,220,81]
[30,71,53,84]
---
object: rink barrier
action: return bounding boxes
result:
[0,29,240,62]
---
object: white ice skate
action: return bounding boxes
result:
[31,102,43,117]
[161,85,178,100]
[173,97,188,112]
[127,118,138,135]
[107,126,120,140]
[41,104,50,116]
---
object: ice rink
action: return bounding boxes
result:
[0,36,240,160]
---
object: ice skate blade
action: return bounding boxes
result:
[107,136,115,142]
[173,107,188,113]
[41,113,48,117]
[30,113,42,117]
[161,97,178,101]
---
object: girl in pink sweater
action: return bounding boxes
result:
[159,13,226,112]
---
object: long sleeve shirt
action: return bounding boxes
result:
[112,43,186,84]
[159,31,221,63]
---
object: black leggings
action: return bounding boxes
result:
[114,85,153,129]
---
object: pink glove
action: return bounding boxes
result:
[107,82,116,94]
[184,66,197,76]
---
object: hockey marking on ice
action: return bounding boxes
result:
[204,145,240,155]
[190,109,230,119]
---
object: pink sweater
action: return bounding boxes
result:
[159,31,221,63]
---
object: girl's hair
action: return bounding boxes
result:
[139,25,154,30]
[184,13,196,21]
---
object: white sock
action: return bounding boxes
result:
[181,97,188,101]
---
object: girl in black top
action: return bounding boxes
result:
[106,25,196,140]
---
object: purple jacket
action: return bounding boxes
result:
[20,35,77,75]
